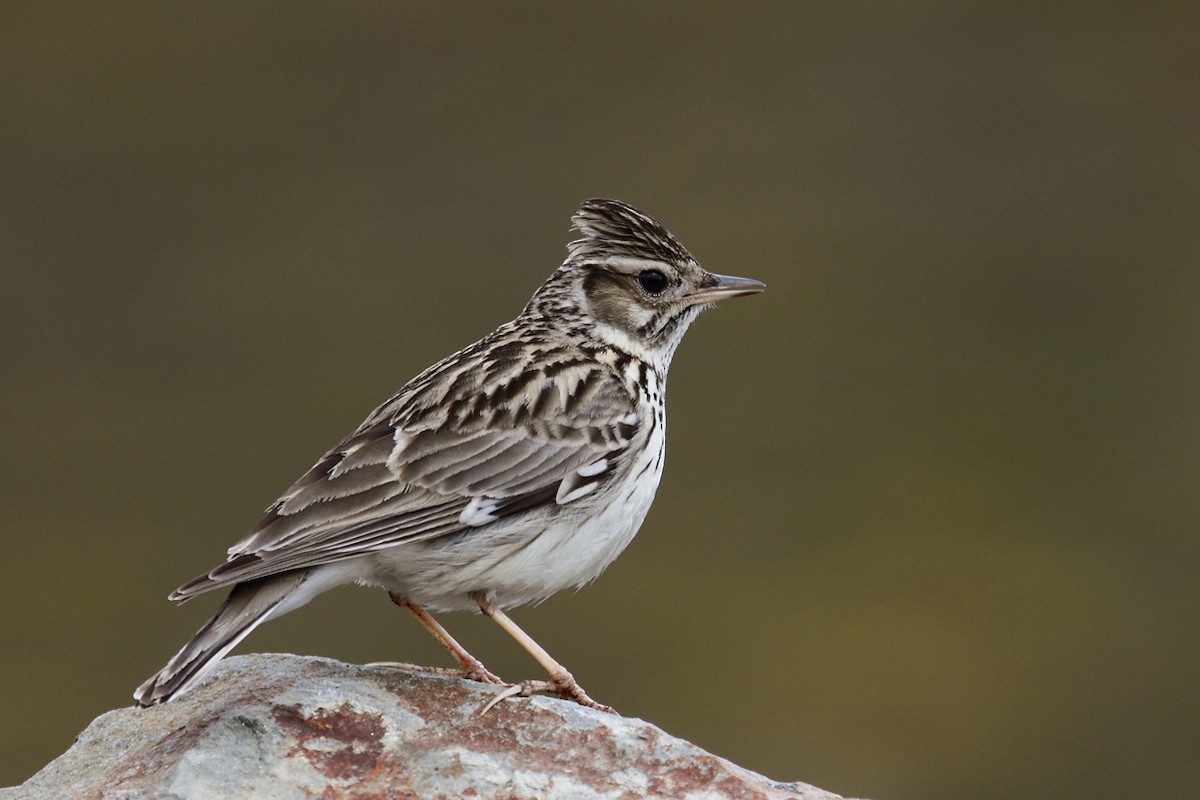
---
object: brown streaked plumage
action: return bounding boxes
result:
[134,199,764,710]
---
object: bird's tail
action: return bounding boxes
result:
[134,571,309,706]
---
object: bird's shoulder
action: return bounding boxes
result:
[372,323,647,440]
[222,328,648,559]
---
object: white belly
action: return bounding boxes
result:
[360,413,666,612]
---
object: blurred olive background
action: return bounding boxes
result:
[3,3,1197,798]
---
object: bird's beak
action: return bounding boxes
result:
[686,273,766,305]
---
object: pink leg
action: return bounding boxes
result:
[473,593,614,713]
[388,592,504,685]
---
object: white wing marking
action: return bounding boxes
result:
[576,458,608,478]
[555,457,609,504]
[459,496,500,526]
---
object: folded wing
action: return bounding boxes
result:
[171,356,639,601]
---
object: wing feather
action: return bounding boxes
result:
[174,345,641,601]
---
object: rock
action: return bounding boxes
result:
[2,654,849,800]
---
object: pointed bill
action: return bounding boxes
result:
[685,273,766,305]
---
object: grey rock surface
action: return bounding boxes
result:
[3,654,848,800]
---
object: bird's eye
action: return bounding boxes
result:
[637,269,668,295]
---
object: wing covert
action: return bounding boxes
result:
[173,354,641,600]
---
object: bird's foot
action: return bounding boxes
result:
[478,673,614,714]
[366,660,472,682]
[365,660,503,686]
[548,672,614,713]
[479,679,556,714]
[459,663,507,686]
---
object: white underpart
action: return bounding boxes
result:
[592,309,700,376]
[503,417,665,604]
[362,397,668,613]
[157,561,364,703]
[265,561,368,620]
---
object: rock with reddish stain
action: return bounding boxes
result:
[1,654,853,800]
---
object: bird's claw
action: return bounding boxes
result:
[461,665,507,686]
[366,661,506,687]
[478,677,615,714]
[552,678,614,713]
[479,679,556,714]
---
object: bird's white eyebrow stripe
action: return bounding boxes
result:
[599,256,675,272]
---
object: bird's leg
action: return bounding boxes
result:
[386,592,505,685]
[472,593,615,713]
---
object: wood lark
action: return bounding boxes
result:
[135,199,764,711]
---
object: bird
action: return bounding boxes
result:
[134,198,764,711]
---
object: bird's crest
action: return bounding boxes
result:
[567,199,696,265]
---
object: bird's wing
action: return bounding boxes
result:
[171,357,640,600]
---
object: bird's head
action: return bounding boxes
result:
[526,199,764,365]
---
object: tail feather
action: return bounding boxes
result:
[134,572,308,706]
